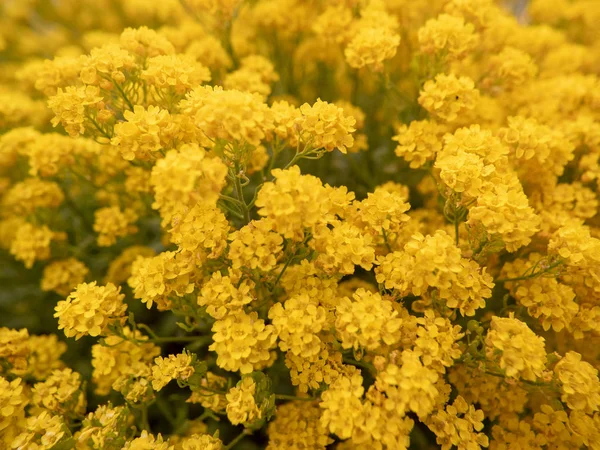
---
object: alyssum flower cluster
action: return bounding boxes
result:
[1,0,600,449]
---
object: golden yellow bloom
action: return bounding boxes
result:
[320,371,364,439]
[79,44,136,87]
[91,328,160,396]
[226,377,261,426]
[170,202,229,263]
[554,351,600,413]
[26,334,67,380]
[256,166,330,241]
[41,258,89,297]
[376,231,494,316]
[105,246,156,286]
[151,352,195,391]
[197,272,254,320]
[76,404,130,450]
[375,350,440,419]
[210,311,277,374]
[54,281,127,340]
[269,293,327,359]
[312,222,375,275]
[267,401,332,449]
[122,430,173,450]
[0,328,30,377]
[426,396,489,450]
[345,27,401,71]
[94,206,138,247]
[393,120,447,169]
[178,433,223,450]
[48,85,105,137]
[120,26,175,58]
[486,46,538,89]
[181,85,274,147]
[0,376,28,445]
[418,14,479,60]
[31,368,86,416]
[11,410,69,450]
[10,223,59,269]
[150,144,228,226]
[419,73,480,123]
[128,251,194,310]
[142,54,211,95]
[112,105,172,161]
[485,316,547,381]
[228,218,283,272]
[335,289,402,351]
[2,177,64,216]
[296,99,356,154]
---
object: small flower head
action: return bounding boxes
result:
[54,282,127,340]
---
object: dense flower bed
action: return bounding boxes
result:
[1,0,600,449]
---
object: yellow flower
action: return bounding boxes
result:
[554,351,600,413]
[150,144,228,226]
[297,99,356,154]
[393,120,447,168]
[267,401,332,449]
[112,105,172,161]
[418,73,480,123]
[345,27,401,71]
[226,377,261,426]
[31,368,86,416]
[120,26,175,58]
[41,258,89,297]
[269,293,327,359]
[151,352,195,391]
[228,219,283,272]
[320,371,365,439]
[48,85,105,137]
[122,430,173,450]
[426,396,489,450]
[418,14,479,60]
[375,231,493,316]
[0,328,30,377]
[128,251,194,311]
[91,328,159,396]
[334,289,402,351]
[11,410,69,450]
[142,54,211,95]
[485,316,547,381]
[181,85,274,147]
[197,272,254,320]
[54,281,127,340]
[10,223,60,269]
[0,376,28,444]
[94,206,138,247]
[210,311,277,374]
[170,202,229,263]
[26,334,67,380]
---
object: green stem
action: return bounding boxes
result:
[232,162,250,224]
[381,228,393,253]
[224,429,252,450]
[155,397,177,428]
[454,216,460,246]
[140,405,150,431]
[63,190,94,234]
[148,335,208,344]
[274,394,317,402]
[495,260,563,284]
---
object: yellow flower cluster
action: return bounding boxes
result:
[1,0,600,448]
[54,281,127,339]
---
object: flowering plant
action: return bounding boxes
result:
[1,0,600,449]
